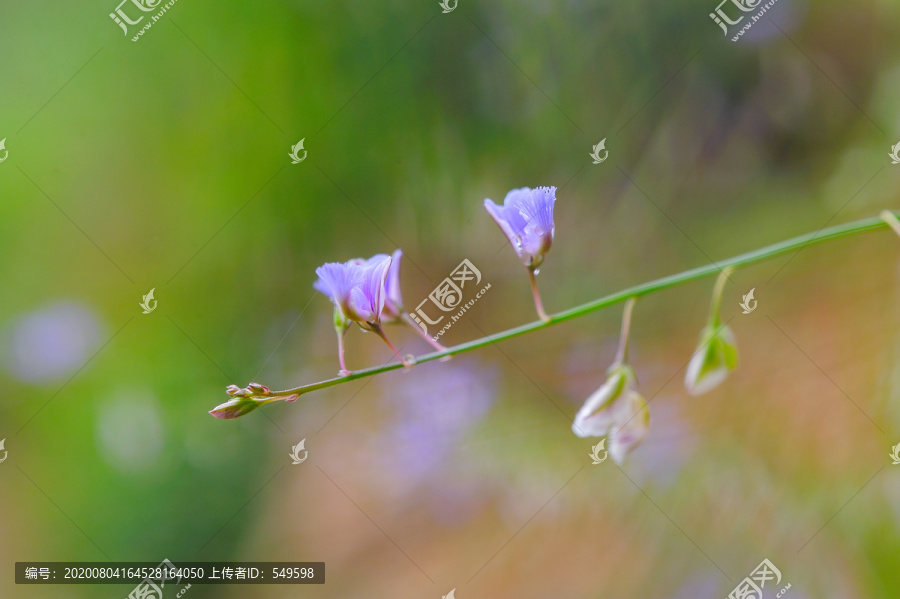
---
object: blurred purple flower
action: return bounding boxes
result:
[382,362,496,478]
[2,301,103,383]
[484,186,556,269]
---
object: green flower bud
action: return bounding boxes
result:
[684,323,738,396]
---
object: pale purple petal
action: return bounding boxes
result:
[314,262,363,314]
[383,249,404,318]
[346,256,391,323]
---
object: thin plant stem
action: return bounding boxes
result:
[613,297,637,366]
[707,266,734,327]
[528,268,551,322]
[221,212,898,406]
[336,328,349,375]
[881,210,900,238]
[371,325,407,364]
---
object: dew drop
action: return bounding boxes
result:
[534,268,540,275]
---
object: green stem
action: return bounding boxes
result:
[231,213,897,403]
[613,297,636,367]
[707,266,734,327]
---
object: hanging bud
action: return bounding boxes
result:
[684,268,738,396]
[572,298,650,464]
[684,322,738,396]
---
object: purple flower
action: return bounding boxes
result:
[314,256,391,326]
[350,250,404,322]
[484,186,557,268]
[315,254,410,372]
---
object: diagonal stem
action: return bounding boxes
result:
[218,212,898,410]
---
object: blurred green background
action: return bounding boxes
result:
[2,0,900,597]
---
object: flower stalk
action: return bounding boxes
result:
[211,212,898,418]
[528,268,551,322]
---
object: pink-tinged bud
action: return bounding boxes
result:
[209,398,263,420]
[225,385,241,397]
[247,382,270,395]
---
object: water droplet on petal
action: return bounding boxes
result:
[513,236,523,250]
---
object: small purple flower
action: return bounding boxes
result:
[484,186,556,269]
[484,186,557,321]
[315,254,412,373]
[314,256,391,326]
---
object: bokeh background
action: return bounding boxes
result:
[2,0,900,597]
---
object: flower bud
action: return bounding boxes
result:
[247,382,270,395]
[607,393,650,465]
[684,323,738,396]
[572,365,650,463]
[209,397,264,420]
